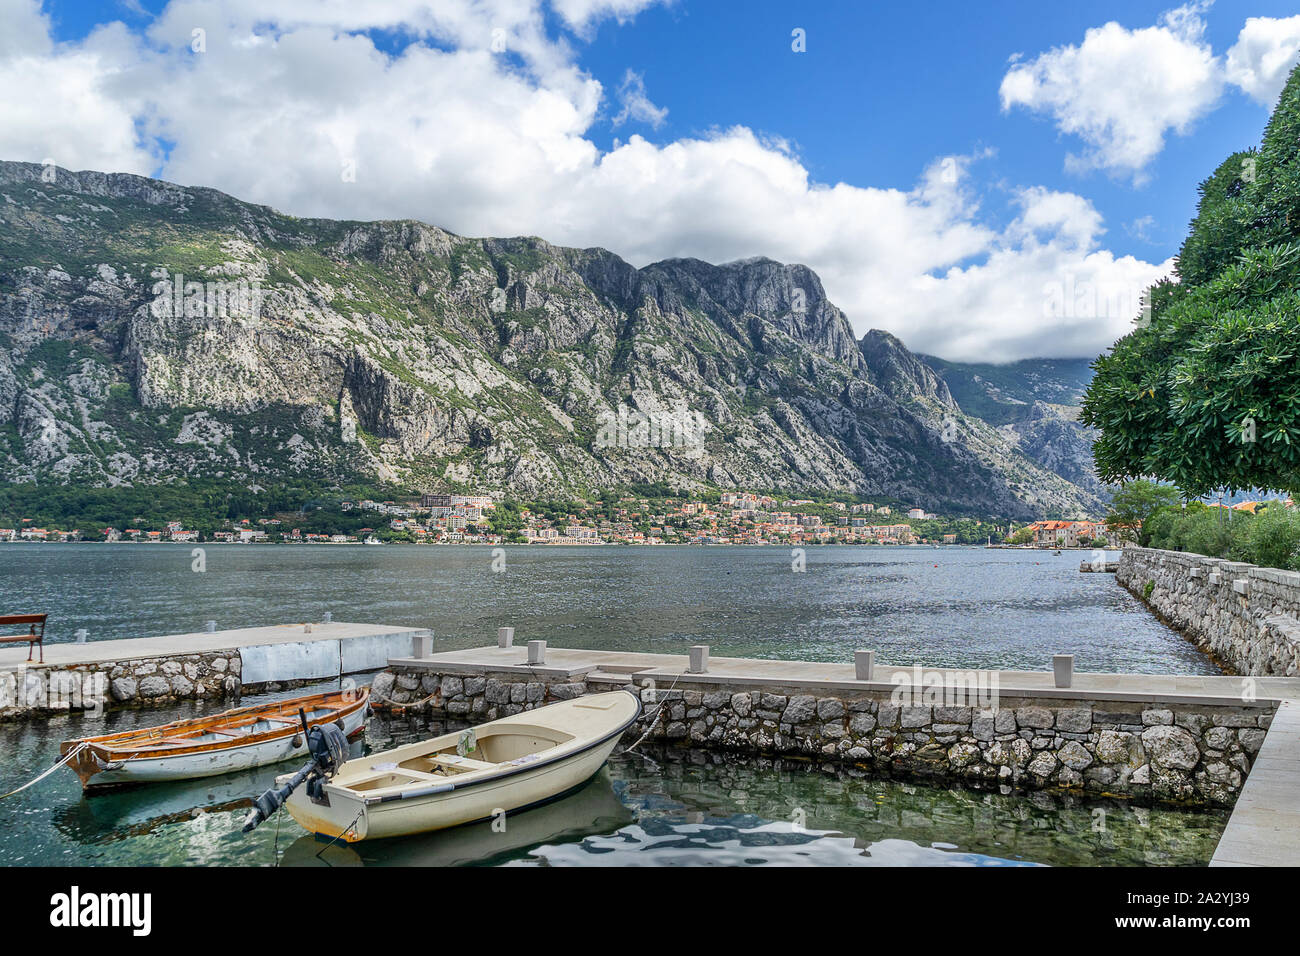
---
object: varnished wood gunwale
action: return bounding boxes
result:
[59,688,369,765]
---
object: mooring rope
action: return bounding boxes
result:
[622,670,686,756]
[0,742,88,799]
[299,807,366,866]
[383,690,440,712]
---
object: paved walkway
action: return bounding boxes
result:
[1211,699,1300,866]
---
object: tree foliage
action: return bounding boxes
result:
[1142,501,1300,570]
[1104,479,1183,545]
[1082,63,1300,497]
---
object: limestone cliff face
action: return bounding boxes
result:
[0,161,1102,516]
[917,354,1105,502]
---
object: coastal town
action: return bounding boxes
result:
[0,489,1134,548]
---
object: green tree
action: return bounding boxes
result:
[1104,480,1183,545]
[1082,63,1300,498]
[1245,503,1300,570]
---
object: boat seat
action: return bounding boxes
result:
[107,738,194,751]
[429,754,497,773]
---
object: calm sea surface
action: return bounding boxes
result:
[0,543,1215,672]
[0,543,1227,866]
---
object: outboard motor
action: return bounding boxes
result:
[242,711,349,834]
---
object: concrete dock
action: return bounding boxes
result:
[6,623,1298,865]
[0,621,429,678]
[0,621,430,719]
[386,643,1300,867]
[388,644,1300,707]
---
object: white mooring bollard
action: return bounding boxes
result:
[412,633,434,659]
[527,640,546,665]
[1053,654,1074,689]
[855,649,875,681]
[688,645,709,674]
[498,627,515,649]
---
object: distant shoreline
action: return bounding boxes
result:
[0,540,1112,550]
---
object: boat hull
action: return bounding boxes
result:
[284,691,640,842]
[287,732,621,841]
[62,690,370,791]
[79,706,367,789]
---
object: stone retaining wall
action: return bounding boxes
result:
[374,667,1272,807]
[0,652,242,720]
[1117,547,1300,676]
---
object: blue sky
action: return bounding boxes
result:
[6,0,1300,361]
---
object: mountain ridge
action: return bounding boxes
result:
[0,160,1103,518]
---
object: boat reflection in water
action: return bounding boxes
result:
[280,767,635,866]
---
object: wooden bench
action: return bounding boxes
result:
[0,614,47,663]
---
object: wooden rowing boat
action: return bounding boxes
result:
[280,690,640,842]
[60,688,370,791]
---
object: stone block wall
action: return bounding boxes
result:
[374,666,1272,808]
[372,669,586,719]
[1117,547,1300,676]
[0,652,242,720]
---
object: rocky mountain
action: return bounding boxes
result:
[920,355,1108,501]
[0,161,1104,518]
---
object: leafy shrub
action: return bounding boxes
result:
[1245,505,1300,570]
[1143,501,1300,569]
[1181,511,1233,559]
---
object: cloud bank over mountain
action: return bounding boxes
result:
[0,0,1294,361]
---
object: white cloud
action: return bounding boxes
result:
[0,0,52,58]
[1000,3,1223,181]
[0,0,1173,363]
[612,69,667,128]
[896,187,1174,362]
[1225,15,1300,105]
[551,0,665,34]
[1125,214,1157,242]
[0,5,155,176]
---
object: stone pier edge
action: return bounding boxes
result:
[373,646,1288,812]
